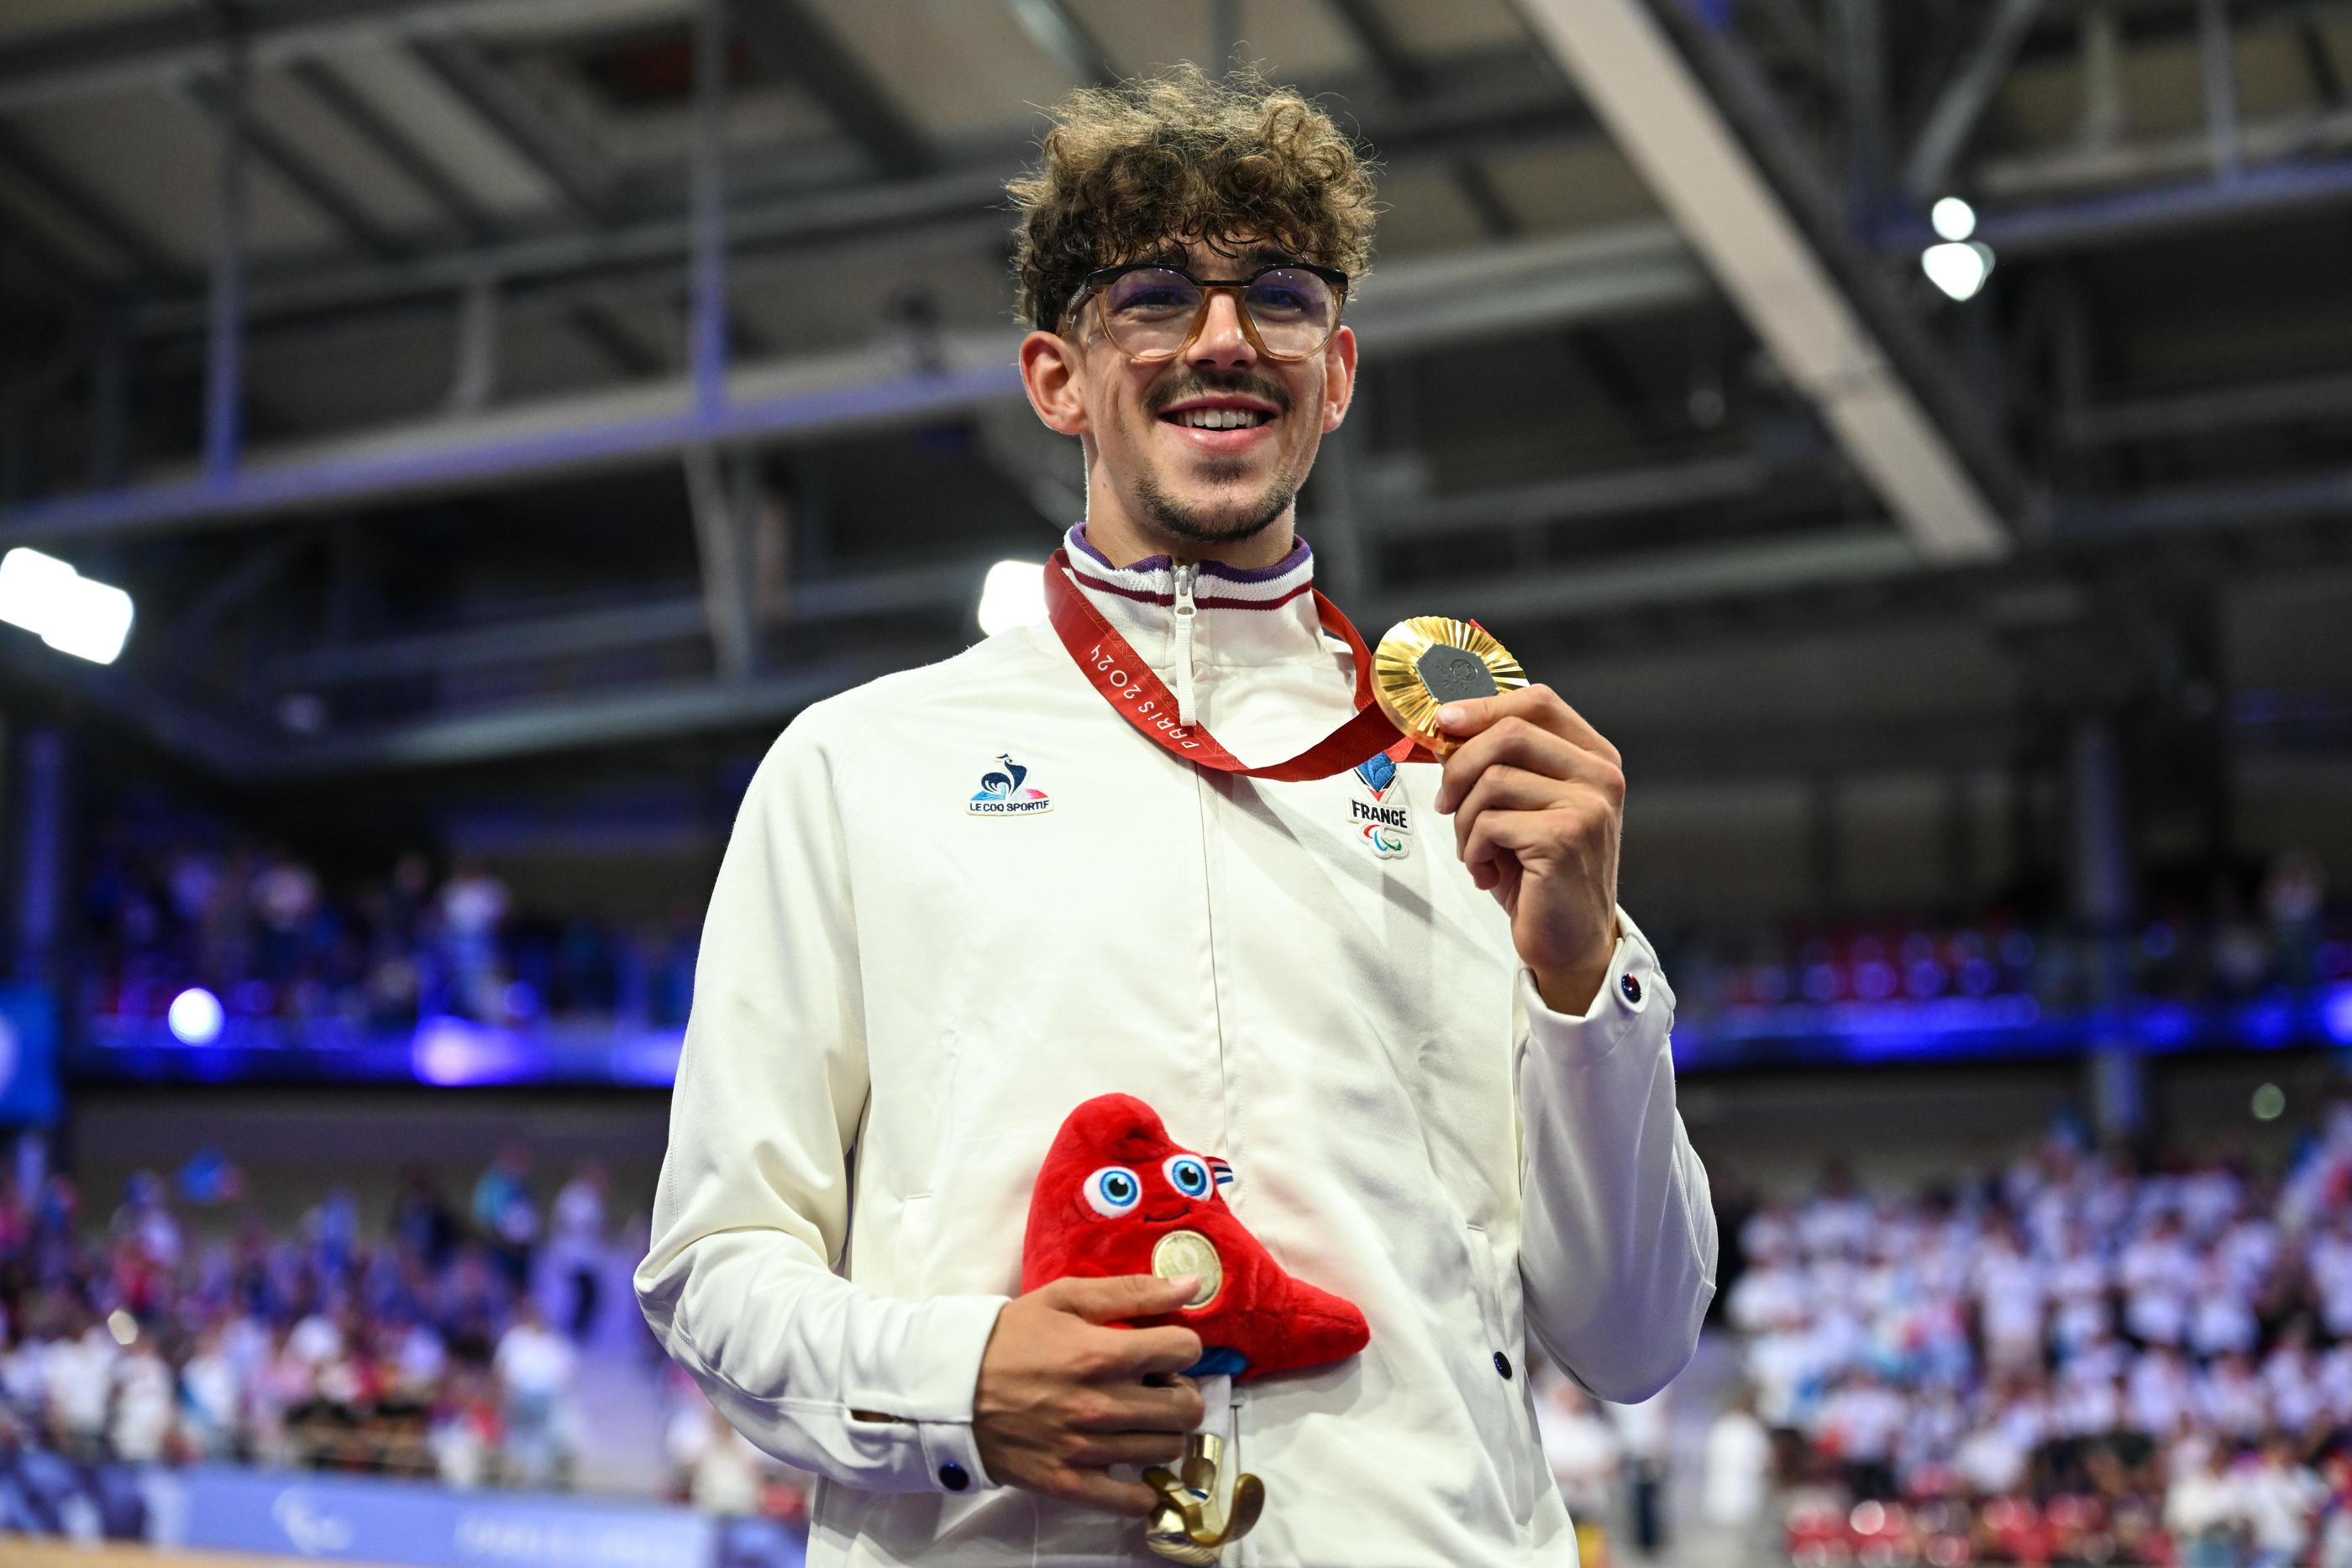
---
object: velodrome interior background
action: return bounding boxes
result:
[0,0,2349,1564]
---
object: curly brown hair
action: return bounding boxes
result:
[1007,64,1378,332]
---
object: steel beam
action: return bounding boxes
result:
[1902,0,2045,201]
[1361,453,1777,539]
[0,121,186,283]
[270,556,989,683]
[0,0,670,114]
[1971,155,2352,254]
[110,45,1589,338]
[407,37,611,218]
[684,447,757,680]
[735,0,929,178]
[185,73,408,260]
[1973,102,2352,201]
[2056,464,2352,542]
[3,221,1707,543]
[202,39,250,485]
[2063,368,2352,445]
[286,56,495,239]
[271,648,949,774]
[0,336,1027,546]
[1518,0,2013,562]
[1368,527,1926,629]
[1343,221,1706,351]
[1004,0,1118,87]
[2199,0,2244,181]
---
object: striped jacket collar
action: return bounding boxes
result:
[1061,523,1331,670]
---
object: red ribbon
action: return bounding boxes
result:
[1042,548,1436,782]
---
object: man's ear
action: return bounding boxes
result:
[1320,325,1359,433]
[1021,329,1090,438]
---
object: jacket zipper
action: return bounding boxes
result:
[1172,564,1199,726]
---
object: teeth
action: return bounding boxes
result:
[1173,408,1267,430]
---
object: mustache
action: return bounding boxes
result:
[1146,369,1294,417]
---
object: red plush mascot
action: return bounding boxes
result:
[1021,1093,1368,1380]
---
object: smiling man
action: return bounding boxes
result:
[638,66,1716,1565]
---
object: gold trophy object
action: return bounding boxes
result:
[1144,1434,1265,1564]
[1141,1232,1262,1563]
[1371,616,1529,758]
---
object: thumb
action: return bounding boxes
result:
[1436,694,1504,738]
[1049,1272,1200,1324]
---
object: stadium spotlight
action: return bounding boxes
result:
[167,986,226,1046]
[0,547,134,663]
[1929,196,1977,241]
[1922,240,1995,302]
[977,560,1047,636]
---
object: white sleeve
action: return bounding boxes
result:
[1514,910,1718,1403]
[633,718,1010,1496]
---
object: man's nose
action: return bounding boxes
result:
[1184,289,1257,370]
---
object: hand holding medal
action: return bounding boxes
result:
[1412,625,1626,1017]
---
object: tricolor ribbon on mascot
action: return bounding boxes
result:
[1042,549,1440,780]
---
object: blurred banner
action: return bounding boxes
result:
[150,1466,729,1568]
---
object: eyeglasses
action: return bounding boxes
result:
[1068,261,1351,363]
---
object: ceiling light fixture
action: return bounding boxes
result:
[0,547,135,663]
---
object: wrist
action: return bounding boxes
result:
[1530,920,1622,1015]
[1531,957,1609,1016]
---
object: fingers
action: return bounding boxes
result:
[1052,1272,1201,1325]
[1436,685,1619,763]
[1448,763,1623,863]
[1042,1467,1162,1518]
[1067,1377,1206,1434]
[1067,1429,1193,1470]
[1435,705,1625,819]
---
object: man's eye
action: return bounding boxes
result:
[1084,1167,1142,1216]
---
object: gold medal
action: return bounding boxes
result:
[1372,616,1527,758]
[1150,1230,1223,1309]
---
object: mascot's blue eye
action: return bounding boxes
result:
[1084,1166,1142,1217]
[1164,1155,1211,1198]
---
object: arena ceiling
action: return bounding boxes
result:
[0,0,2348,783]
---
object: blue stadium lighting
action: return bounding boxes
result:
[165,986,224,1046]
[2324,983,2352,1046]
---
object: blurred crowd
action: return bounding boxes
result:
[1667,850,2346,1020]
[82,834,701,1036]
[1698,1103,2352,1568]
[0,1144,625,1498]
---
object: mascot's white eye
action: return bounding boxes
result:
[1085,1166,1142,1216]
[1163,1155,1211,1199]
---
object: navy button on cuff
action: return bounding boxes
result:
[938,1462,969,1492]
[1493,1350,1514,1380]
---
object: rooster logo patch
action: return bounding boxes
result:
[968,753,1052,816]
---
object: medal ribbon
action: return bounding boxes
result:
[1042,548,1436,781]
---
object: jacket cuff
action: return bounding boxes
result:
[893,1294,1008,1494]
[1520,909,1670,1067]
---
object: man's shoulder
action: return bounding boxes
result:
[785,621,1073,746]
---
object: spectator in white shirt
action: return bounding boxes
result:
[2165,1439,2244,1568]
[1536,1371,1624,1526]
[2239,1436,2327,1568]
[493,1299,577,1490]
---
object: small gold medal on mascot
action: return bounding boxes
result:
[1372,616,1528,758]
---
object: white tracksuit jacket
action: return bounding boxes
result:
[637,526,1717,1566]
